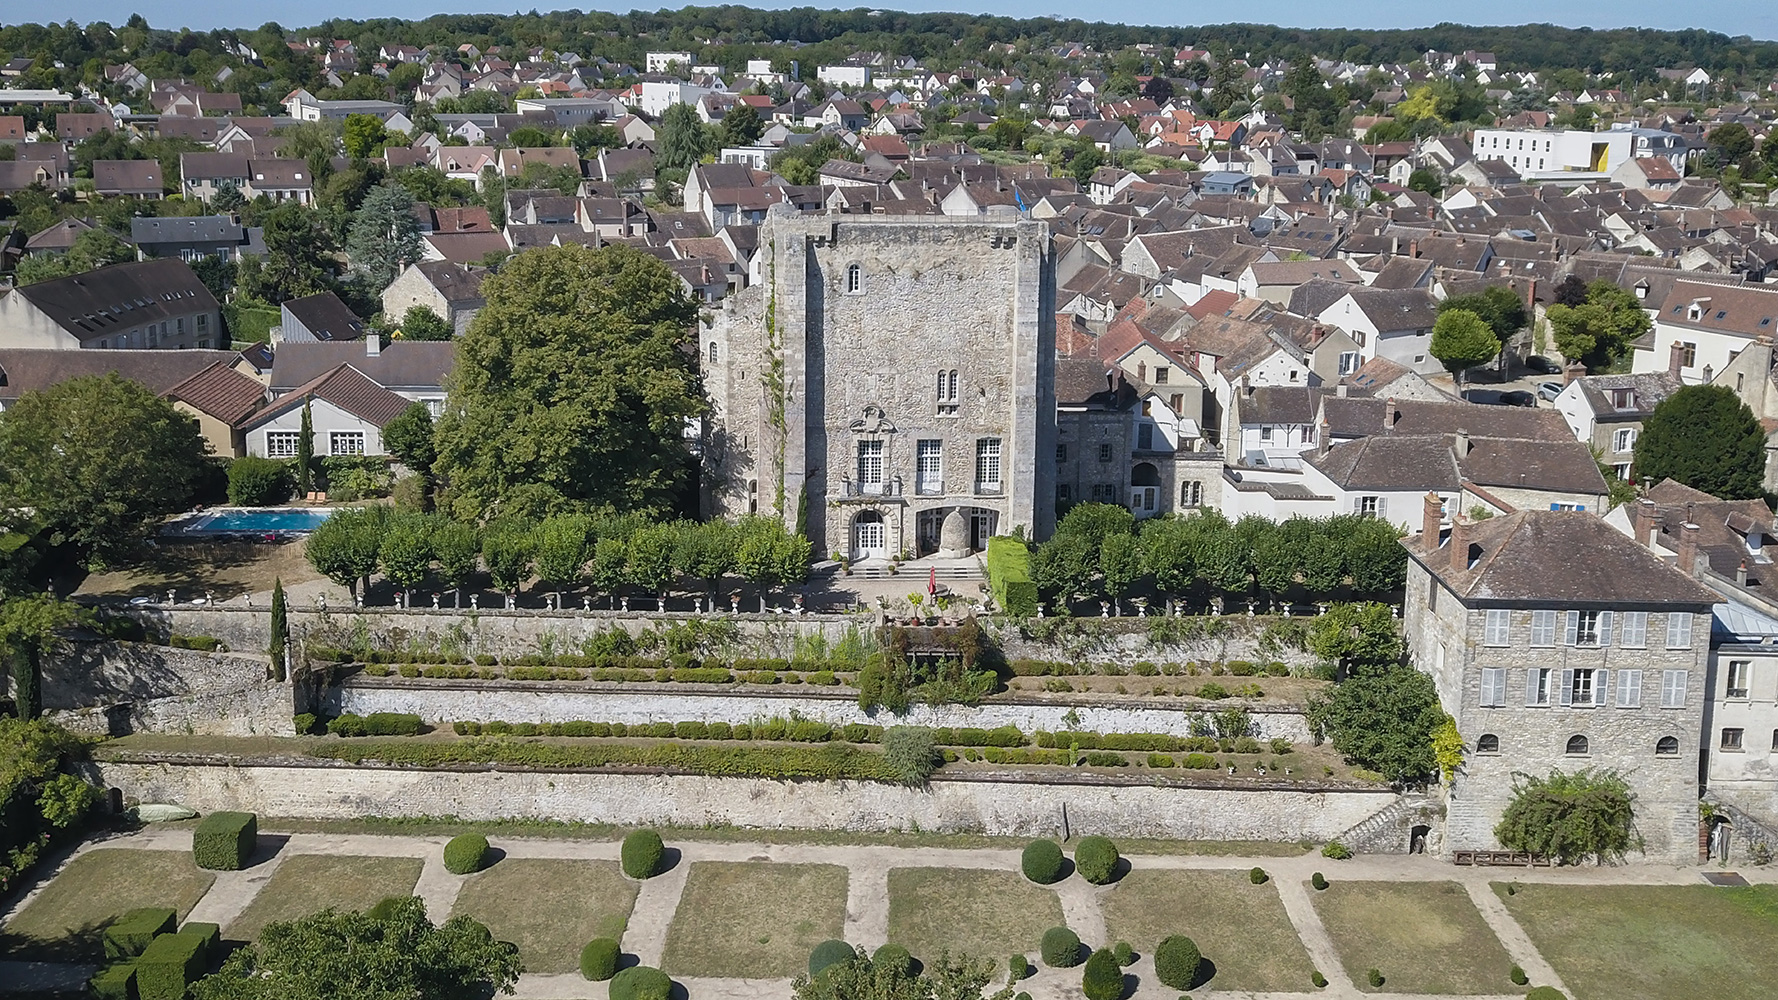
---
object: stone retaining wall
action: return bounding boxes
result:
[327,678,1314,741]
[38,640,293,737]
[94,759,1397,842]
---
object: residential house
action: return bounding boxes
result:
[1552,373,1681,480]
[160,360,267,457]
[239,362,412,459]
[0,259,222,350]
[1311,286,1443,375]
[91,159,163,199]
[0,347,240,411]
[269,339,454,416]
[130,216,263,262]
[1631,280,1778,385]
[380,261,487,337]
[277,292,366,344]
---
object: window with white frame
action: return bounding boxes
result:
[1660,669,1688,708]
[856,439,884,489]
[1530,610,1557,647]
[936,369,959,415]
[1565,610,1609,647]
[1480,668,1507,707]
[1181,481,1202,507]
[1356,495,1384,517]
[975,438,1001,493]
[1338,351,1361,375]
[845,263,863,294]
[1562,667,1604,707]
[916,439,943,495]
[1666,612,1693,648]
[1484,610,1511,646]
[265,431,301,458]
[1616,669,1643,707]
[330,432,365,456]
[1618,611,1647,648]
[1613,428,1636,452]
[1527,667,1553,706]
[1727,660,1751,699]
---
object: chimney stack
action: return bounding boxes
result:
[1453,428,1470,459]
[1336,382,1348,397]
[1449,515,1470,572]
[1410,239,1421,258]
[366,335,381,357]
[1422,491,1444,544]
[1737,560,1749,586]
[1384,396,1398,432]
[1317,417,1330,458]
[1677,522,1701,578]
[1632,499,1660,549]
[1668,341,1686,380]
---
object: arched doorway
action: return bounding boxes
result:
[852,510,887,561]
[1130,462,1161,517]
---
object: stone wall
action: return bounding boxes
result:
[327,678,1313,741]
[94,759,1398,842]
[39,640,292,737]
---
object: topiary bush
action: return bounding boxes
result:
[1311,970,1328,988]
[1081,947,1125,1000]
[103,907,176,959]
[1368,968,1385,988]
[579,938,620,981]
[89,963,135,1000]
[1525,988,1566,1000]
[1112,941,1135,966]
[1311,872,1328,891]
[1009,953,1030,980]
[192,811,256,871]
[1022,839,1066,884]
[1074,835,1121,885]
[621,829,665,879]
[1322,840,1353,860]
[809,939,856,977]
[1153,935,1201,989]
[134,930,207,1000]
[1249,866,1268,884]
[872,943,912,976]
[443,833,490,875]
[177,922,220,965]
[1041,926,1082,967]
[607,965,672,1000]
[1510,965,1528,986]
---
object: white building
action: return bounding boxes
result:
[818,64,871,89]
[645,52,693,74]
[1468,128,1633,179]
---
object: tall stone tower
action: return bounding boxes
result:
[701,211,1056,559]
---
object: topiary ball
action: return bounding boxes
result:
[1112,941,1135,966]
[1021,839,1066,884]
[1041,926,1082,968]
[442,834,490,875]
[1368,968,1385,988]
[1311,872,1328,891]
[621,829,665,880]
[1009,954,1030,980]
[579,938,620,981]
[1311,970,1328,988]
[1525,989,1567,1000]
[1153,935,1201,989]
[1073,836,1121,885]
[872,943,912,977]
[1249,866,1268,885]
[608,965,672,1000]
[1510,965,1528,986]
[809,939,856,978]
[1081,947,1125,1000]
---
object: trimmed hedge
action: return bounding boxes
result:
[443,834,490,875]
[192,812,256,871]
[1312,970,1328,988]
[89,963,135,1000]
[1154,936,1201,989]
[104,907,175,959]
[872,943,912,976]
[608,965,672,1000]
[1311,872,1328,891]
[327,712,424,737]
[1510,965,1528,986]
[809,939,856,977]
[135,930,207,1000]
[1525,989,1567,1000]
[1368,968,1385,988]
[1074,836,1121,885]
[580,938,621,981]
[1081,948,1124,1000]
[178,922,220,964]
[987,535,1038,617]
[1112,941,1134,966]
[1009,953,1030,980]
[310,739,908,782]
[1041,926,1082,968]
[621,829,665,880]
[1021,839,1066,884]
[1249,867,1268,885]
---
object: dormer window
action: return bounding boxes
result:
[1611,388,1633,409]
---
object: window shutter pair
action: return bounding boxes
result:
[1525,669,1542,705]
[1617,669,1643,708]
[1662,669,1688,708]
[1480,668,1505,707]
[1559,668,1575,707]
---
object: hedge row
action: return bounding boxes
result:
[1036,731,1292,755]
[362,663,843,686]
[315,646,865,675]
[449,719,884,743]
[987,535,1038,617]
[310,739,906,782]
[327,713,424,737]
[1009,658,1291,677]
[167,634,224,652]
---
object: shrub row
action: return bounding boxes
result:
[313,646,864,676]
[135,928,208,1000]
[167,634,223,652]
[1008,658,1290,677]
[364,663,841,686]
[448,718,885,743]
[311,739,906,782]
[326,713,424,737]
[1036,731,1291,755]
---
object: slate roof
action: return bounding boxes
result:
[1643,479,1777,589]
[1320,395,1570,441]
[7,259,217,340]
[1403,508,1720,607]
[269,340,455,394]
[282,292,365,342]
[93,159,162,193]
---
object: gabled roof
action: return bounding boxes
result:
[282,292,365,342]
[7,259,217,340]
[0,348,239,404]
[162,361,266,424]
[270,340,455,394]
[245,364,413,429]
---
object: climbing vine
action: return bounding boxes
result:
[761,245,788,516]
[1432,717,1465,784]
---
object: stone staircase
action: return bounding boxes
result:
[1703,792,1778,864]
[1334,791,1442,855]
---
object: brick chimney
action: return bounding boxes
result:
[1677,522,1701,577]
[1449,515,1470,572]
[1562,360,1587,384]
[1422,491,1444,544]
[1631,499,1659,549]
[1525,277,1538,312]
[1668,341,1687,380]
[1317,417,1330,457]
[1737,560,1748,586]
[1409,239,1420,258]
[1384,396,1398,432]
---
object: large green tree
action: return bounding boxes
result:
[345,184,424,292]
[1429,308,1502,386]
[239,202,337,305]
[398,306,453,342]
[1438,285,1527,344]
[0,597,90,720]
[1545,281,1650,372]
[0,374,208,570]
[433,244,704,521]
[1308,665,1445,784]
[656,102,709,170]
[189,896,521,1000]
[1633,384,1766,499]
[1494,769,1636,865]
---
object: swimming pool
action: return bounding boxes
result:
[188,508,336,534]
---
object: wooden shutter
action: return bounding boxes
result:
[1559,668,1574,707]
[1526,669,1540,705]
[1596,669,1610,708]
[1564,611,1579,646]
[1599,611,1614,648]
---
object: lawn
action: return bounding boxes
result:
[1313,880,1520,994]
[1499,882,1778,1000]
[450,859,638,974]
[1100,868,1312,992]
[1,850,216,962]
[660,861,848,978]
[885,868,1063,963]
[225,854,424,942]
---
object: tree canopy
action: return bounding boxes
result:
[1308,665,1446,784]
[1430,308,1501,384]
[433,244,704,521]
[345,184,424,293]
[1545,281,1650,372]
[1633,384,1767,499]
[0,373,208,570]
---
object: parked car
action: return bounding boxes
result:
[1537,381,1565,401]
[1524,355,1563,375]
[1498,390,1537,407]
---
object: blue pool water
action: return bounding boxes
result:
[195,509,335,533]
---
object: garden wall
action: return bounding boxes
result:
[326,678,1314,741]
[41,640,292,738]
[93,759,1398,842]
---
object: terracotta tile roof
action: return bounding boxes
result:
[244,364,413,429]
[161,361,266,424]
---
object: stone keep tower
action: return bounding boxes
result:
[701,212,1056,560]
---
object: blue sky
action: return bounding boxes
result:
[15,2,1776,42]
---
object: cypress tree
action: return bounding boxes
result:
[296,402,314,494]
[268,579,287,682]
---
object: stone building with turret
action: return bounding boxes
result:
[700,211,1056,561]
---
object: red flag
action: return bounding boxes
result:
[928,566,937,596]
